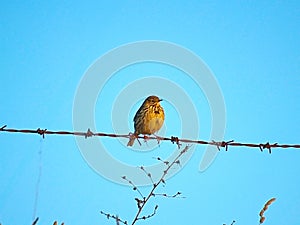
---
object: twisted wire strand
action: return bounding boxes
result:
[1,125,299,152]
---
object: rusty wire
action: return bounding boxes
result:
[1,125,300,153]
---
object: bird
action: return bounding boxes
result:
[127,95,165,146]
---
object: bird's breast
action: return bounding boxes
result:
[147,117,164,134]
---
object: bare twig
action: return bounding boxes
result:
[139,166,155,185]
[153,157,169,166]
[130,146,190,225]
[136,205,158,222]
[32,217,39,225]
[52,221,65,225]
[121,176,144,199]
[100,211,128,225]
[152,191,185,198]
[223,220,235,225]
[101,146,190,224]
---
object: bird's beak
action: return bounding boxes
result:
[159,99,163,102]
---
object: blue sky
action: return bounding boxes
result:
[1,1,300,225]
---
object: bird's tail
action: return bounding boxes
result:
[127,133,136,146]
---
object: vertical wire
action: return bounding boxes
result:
[32,138,43,220]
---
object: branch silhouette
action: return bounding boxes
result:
[101,146,190,225]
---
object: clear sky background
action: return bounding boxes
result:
[1,1,300,225]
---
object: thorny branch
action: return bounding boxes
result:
[1,126,300,153]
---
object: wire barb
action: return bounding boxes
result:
[261,142,275,154]
[170,136,181,148]
[212,140,234,151]
[36,128,47,139]
[85,128,94,138]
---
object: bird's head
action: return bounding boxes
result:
[145,95,162,105]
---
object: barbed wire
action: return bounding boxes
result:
[1,125,300,153]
